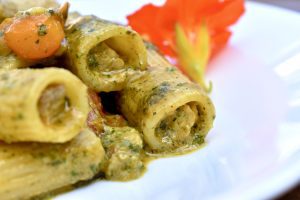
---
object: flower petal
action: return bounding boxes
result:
[127,4,160,39]
[211,29,231,56]
[127,0,245,71]
[207,0,245,29]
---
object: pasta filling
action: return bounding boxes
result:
[87,42,125,72]
[155,103,204,149]
[38,84,71,126]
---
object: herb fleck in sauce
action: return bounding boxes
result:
[37,24,48,36]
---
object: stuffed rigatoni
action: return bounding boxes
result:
[65,15,147,92]
[0,68,89,143]
[118,67,215,154]
[0,129,105,200]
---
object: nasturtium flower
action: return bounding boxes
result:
[127,0,245,92]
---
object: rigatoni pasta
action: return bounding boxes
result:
[118,67,215,153]
[65,15,148,92]
[0,68,89,143]
[0,54,31,70]
[0,129,105,200]
[0,0,59,21]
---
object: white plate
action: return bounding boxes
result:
[56,1,300,200]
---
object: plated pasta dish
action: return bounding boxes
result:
[0,1,215,199]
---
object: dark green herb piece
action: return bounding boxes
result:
[159,120,167,131]
[71,170,79,177]
[128,144,141,153]
[48,9,55,15]
[126,30,133,35]
[193,134,205,144]
[166,67,176,72]
[88,54,99,68]
[89,164,98,174]
[16,113,24,120]
[37,24,48,36]
[49,159,65,166]
[11,113,24,120]
[147,82,170,105]
[144,41,158,51]
[64,97,71,109]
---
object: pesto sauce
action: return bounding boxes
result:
[146,82,170,106]
[87,54,99,68]
[100,126,145,181]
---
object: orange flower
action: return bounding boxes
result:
[127,0,245,92]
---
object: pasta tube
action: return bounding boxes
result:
[0,0,59,21]
[65,16,147,92]
[0,54,31,70]
[145,41,172,68]
[0,129,105,200]
[0,68,89,143]
[118,67,215,153]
